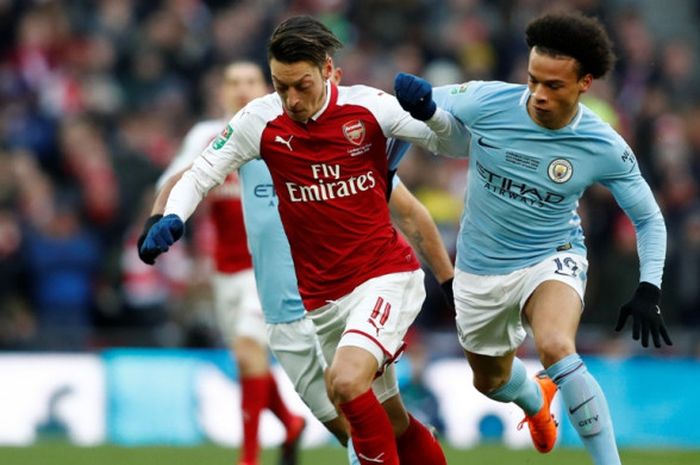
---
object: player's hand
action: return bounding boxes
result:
[137,214,185,265]
[440,277,455,312]
[394,72,437,121]
[615,282,672,348]
[137,214,163,264]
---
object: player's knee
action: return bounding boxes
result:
[472,372,510,395]
[327,368,370,404]
[536,336,575,368]
[233,337,268,376]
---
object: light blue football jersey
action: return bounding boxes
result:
[239,159,304,324]
[239,141,410,324]
[433,81,666,285]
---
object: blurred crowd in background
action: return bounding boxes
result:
[0,0,698,357]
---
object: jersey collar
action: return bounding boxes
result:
[310,80,337,121]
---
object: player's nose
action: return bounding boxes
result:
[531,84,548,102]
[286,89,301,110]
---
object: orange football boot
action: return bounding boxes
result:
[517,371,559,453]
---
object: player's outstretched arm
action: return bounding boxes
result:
[391,73,468,159]
[389,182,455,309]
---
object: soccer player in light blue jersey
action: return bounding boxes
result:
[395,11,672,465]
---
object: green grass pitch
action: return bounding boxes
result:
[1,443,699,465]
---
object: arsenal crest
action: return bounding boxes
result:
[342,120,366,146]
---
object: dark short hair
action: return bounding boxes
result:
[267,15,342,68]
[525,12,615,79]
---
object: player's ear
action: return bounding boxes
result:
[332,66,343,85]
[578,73,593,93]
[322,56,333,81]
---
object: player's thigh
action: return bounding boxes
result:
[306,300,349,368]
[520,253,587,331]
[267,318,338,422]
[520,253,588,357]
[338,269,426,370]
[212,270,266,346]
[308,270,424,402]
[454,268,526,357]
[342,270,424,401]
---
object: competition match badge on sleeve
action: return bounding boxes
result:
[212,124,233,150]
[450,82,470,94]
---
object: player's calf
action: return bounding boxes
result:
[396,414,447,465]
[546,354,621,465]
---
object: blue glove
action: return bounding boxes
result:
[394,72,437,121]
[615,282,672,348]
[137,214,162,264]
[138,214,185,265]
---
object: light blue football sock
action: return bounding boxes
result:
[486,357,543,416]
[347,438,360,465]
[546,353,620,465]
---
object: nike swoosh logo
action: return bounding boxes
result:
[477,136,499,149]
[569,396,595,414]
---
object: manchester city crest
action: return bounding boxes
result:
[547,158,573,183]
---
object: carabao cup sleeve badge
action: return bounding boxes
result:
[213,124,234,150]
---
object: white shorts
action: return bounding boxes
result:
[454,253,588,357]
[212,269,266,346]
[307,269,426,403]
[267,317,338,423]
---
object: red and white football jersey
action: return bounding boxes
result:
[158,120,252,274]
[166,82,467,310]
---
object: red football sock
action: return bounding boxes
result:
[396,414,447,465]
[339,389,399,465]
[265,372,295,428]
[240,375,269,464]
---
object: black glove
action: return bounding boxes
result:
[440,277,455,312]
[394,72,437,121]
[615,282,672,348]
[386,169,397,201]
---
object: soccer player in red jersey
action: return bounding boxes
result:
[140,16,468,465]
[139,62,305,465]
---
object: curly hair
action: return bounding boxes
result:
[525,12,615,79]
[268,16,343,69]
